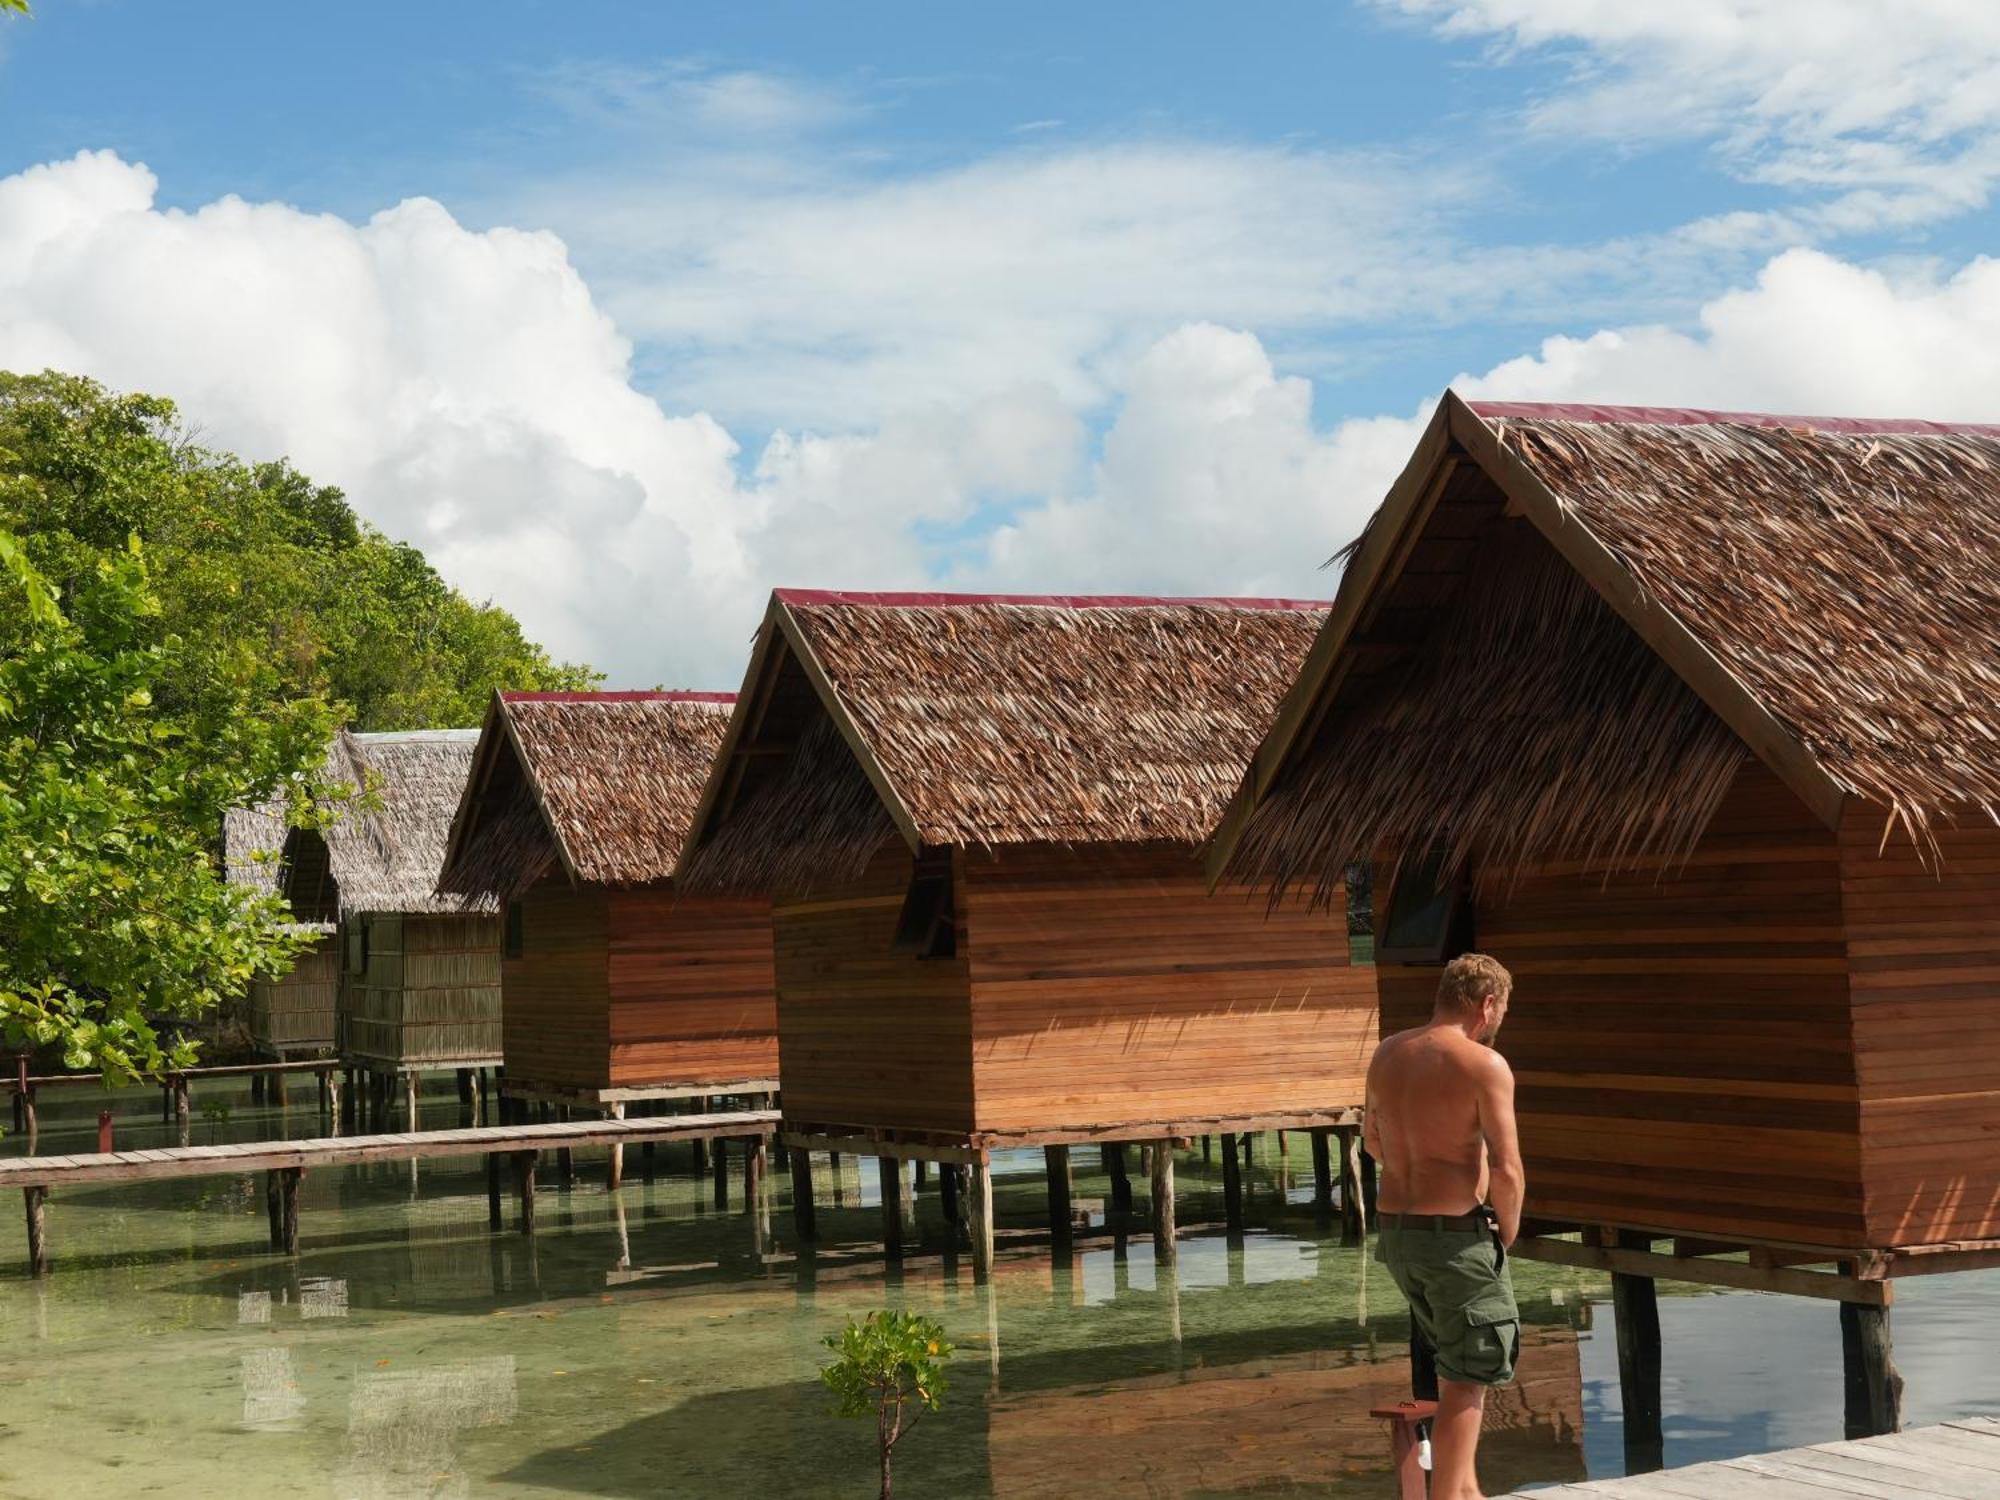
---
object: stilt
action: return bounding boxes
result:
[713,1138,729,1210]
[746,1134,766,1209]
[513,1150,538,1235]
[19,1087,32,1143]
[1240,1132,1253,1167]
[1841,1299,1904,1438]
[1310,1128,1333,1214]
[790,1147,817,1240]
[912,1157,928,1191]
[273,1071,287,1110]
[606,1101,626,1191]
[404,1073,420,1134]
[556,1105,575,1187]
[880,1157,905,1260]
[1278,1129,1289,1158]
[1220,1131,1244,1242]
[456,1068,474,1107]
[279,1167,302,1255]
[486,1151,503,1229]
[327,1071,343,1138]
[161,1082,172,1125]
[1106,1143,1132,1212]
[250,1073,265,1107]
[1045,1145,1073,1254]
[264,1170,282,1249]
[1338,1126,1367,1241]
[1202,1134,1212,1163]
[1611,1233,1664,1474]
[939,1159,960,1231]
[642,1138,656,1184]
[968,1155,995,1282]
[23,1186,47,1277]
[1150,1139,1177,1265]
[173,1078,191,1148]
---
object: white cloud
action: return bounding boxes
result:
[1385,0,2000,228]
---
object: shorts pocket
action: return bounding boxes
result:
[1454,1288,1520,1385]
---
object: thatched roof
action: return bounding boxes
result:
[223,800,336,935]
[283,729,497,918]
[440,691,736,899]
[680,590,1328,891]
[1214,393,2000,901]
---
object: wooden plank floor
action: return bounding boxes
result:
[1499,1417,2000,1497]
[0,1108,780,1188]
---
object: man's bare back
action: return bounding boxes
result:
[1366,1023,1518,1240]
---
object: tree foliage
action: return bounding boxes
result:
[820,1311,953,1500]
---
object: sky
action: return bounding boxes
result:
[4,1,2000,686]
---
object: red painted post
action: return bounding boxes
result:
[1368,1400,1438,1500]
[97,1110,114,1153]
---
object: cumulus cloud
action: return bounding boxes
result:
[6,151,2000,695]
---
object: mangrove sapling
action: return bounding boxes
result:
[819,1310,953,1500]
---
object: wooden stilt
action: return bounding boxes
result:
[513,1150,538,1234]
[273,1071,288,1110]
[641,1137,656,1184]
[1841,1299,1904,1438]
[939,1159,960,1231]
[968,1156,995,1282]
[880,1156,904,1260]
[1278,1130,1289,1158]
[1338,1126,1366,1242]
[486,1151,503,1229]
[174,1078,191,1148]
[23,1186,47,1276]
[279,1167,302,1255]
[1150,1139,1177,1264]
[556,1105,575,1187]
[327,1072,343,1138]
[606,1101,626,1191]
[250,1073,264,1107]
[746,1134,766,1210]
[1612,1232,1664,1474]
[1045,1145,1073,1253]
[913,1158,928,1191]
[713,1138,729,1210]
[790,1147,817,1240]
[1240,1132,1253,1167]
[264,1170,282,1249]
[1106,1143,1132,1211]
[19,1087,32,1143]
[1202,1134,1212,1163]
[404,1073,419,1134]
[1220,1131,1244,1241]
[1310,1128,1333,1214]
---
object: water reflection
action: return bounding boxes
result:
[341,1356,518,1499]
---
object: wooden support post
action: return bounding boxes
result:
[174,1078,191,1147]
[1045,1145,1073,1254]
[1202,1134,1212,1163]
[97,1111,113,1154]
[161,1083,171,1125]
[790,1147,817,1241]
[279,1167,302,1255]
[1611,1232,1664,1475]
[1220,1131,1244,1241]
[513,1150,538,1235]
[968,1156,995,1282]
[641,1137,656,1184]
[712,1138,729,1210]
[404,1073,420,1134]
[556,1105,575,1187]
[250,1073,265,1107]
[939,1159,960,1231]
[265,1170,282,1249]
[1310,1128,1333,1214]
[1106,1142,1132,1212]
[273,1071,288,1110]
[486,1151,502,1229]
[1240,1132,1253,1166]
[327,1071,343,1138]
[1278,1129,1289,1158]
[913,1157,928,1191]
[1150,1139,1177,1265]
[746,1134,766,1209]
[1370,1400,1440,1500]
[1338,1126,1367,1242]
[880,1156,904,1261]
[1841,1299,1904,1438]
[606,1101,626,1192]
[23,1186,47,1277]
[19,1086,32,1143]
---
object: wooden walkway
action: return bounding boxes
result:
[4,1108,780,1273]
[1499,1416,2000,1497]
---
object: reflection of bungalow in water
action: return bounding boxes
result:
[282,730,502,1121]
[439,691,778,1115]
[1212,396,2000,1427]
[676,590,1380,1275]
[340,1356,517,1500]
[223,803,338,1057]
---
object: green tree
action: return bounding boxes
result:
[820,1311,953,1500]
[0,531,323,1082]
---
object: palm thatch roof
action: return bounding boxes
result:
[440,691,737,900]
[1214,392,2000,903]
[282,730,497,919]
[680,590,1328,892]
[223,800,336,935]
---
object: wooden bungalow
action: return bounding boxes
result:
[1210,393,2000,1434]
[437,690,778,1123]
[223,802,338,1058]
[282,729,502,1125]
[676,589,1381,1276]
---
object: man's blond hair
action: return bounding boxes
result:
[1435,952,1512,1015]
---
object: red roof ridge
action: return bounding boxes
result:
[501,690,737,705]
[774,588,1327,612]
[1466,399,2000,439]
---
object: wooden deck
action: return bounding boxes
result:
[1498,1417,2000,1497]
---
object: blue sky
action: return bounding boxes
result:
[4,2,1999,681]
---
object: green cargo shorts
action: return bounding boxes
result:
[1374,1218,1519,1387]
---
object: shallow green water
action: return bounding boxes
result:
[3,1084,1998,1499]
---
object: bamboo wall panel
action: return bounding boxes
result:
[1846,809,2000,1247]
[1378,763,1866,1249]
[249,936,339,1054]
[772,846,975,1133]
[341,913,503,1067]
[965,844,1374,1134]
[606,888,778,1089]
[502,881,610,1092]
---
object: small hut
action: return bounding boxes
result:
[283,730,502,1120]
[1211,394,2000,1430]
[223,803,339,1057]
[438,690,777,1117]
[677,590,1379,1275]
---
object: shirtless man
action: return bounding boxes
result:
[1365,952,1523,1500]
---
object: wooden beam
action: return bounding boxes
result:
[1514,1232,1888,1305]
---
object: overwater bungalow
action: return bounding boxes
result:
[438,691,777,1123]
[223,801,338,1058]
[676,589,1380,1276]
[282,729,502,1124]
[1209,393,2000,1433]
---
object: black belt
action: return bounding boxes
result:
[1378,1210,1485,1232]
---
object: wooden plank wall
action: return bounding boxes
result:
[1846,808,2000,1247]
[342,913,503,1066]
[249,935,339,1054]
[964,843,1374,1134]
[1378,762,1867,1249]
[771,845,975,1133]
[606,888,778,1089]
[502,880,610,1092]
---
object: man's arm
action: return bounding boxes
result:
[1475,1051,1525,1246]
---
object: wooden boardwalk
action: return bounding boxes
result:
[1499,1416,2000,1497]
[4,1108,780,1273]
